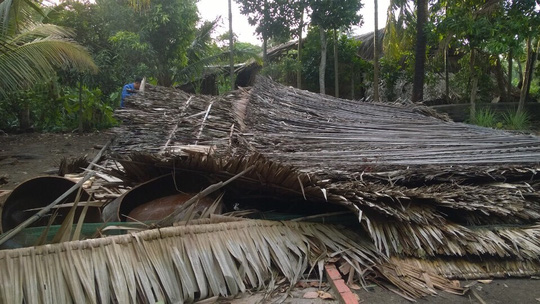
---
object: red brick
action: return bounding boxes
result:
[340,292,360,304]
[324,263,360,304]
[334,279,350,293]
[324,264,342,280]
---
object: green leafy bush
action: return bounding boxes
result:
[58,86,118,131]
[261,55,299,87]
[380,57,405,101]
[502,110,531,130]
[474,108,499,128]
[0,83,118,132]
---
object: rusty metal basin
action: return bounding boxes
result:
[102,173,220,222]
[0,176,101,233]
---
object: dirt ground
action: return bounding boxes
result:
[0,132,114,190]
[1,132,540,303]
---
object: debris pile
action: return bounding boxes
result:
[1,76,540,303]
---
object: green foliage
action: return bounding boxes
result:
[299,27,322,92]
[468,108,531,131]
[502,110,531,130]
[59,86,117,131]
[0,95,25,131]
[216,73,235,95]
[327,33,370,98]
[450,52,495,103]
[46,0,136,96]
[261,55,299,86]
[232,42,262,63]
[384,0,415,58]
[234,0,301,42]
[0,0,97,98]
[473,108,499,128]
[309,0,362,30]
[108,31,152,81]
[298,27,369,97]
[380,57,405,101]
[139,0,198,86]
[50,0,200,89]
[173,20,222,85]
[0,81,117,132]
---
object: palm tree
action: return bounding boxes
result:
[411,0,428,103]
[373,0,380,102]
[174,20,260,94]
[228,0,235,90]
[0,0,97,98]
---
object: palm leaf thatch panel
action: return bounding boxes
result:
[106,151,540,280]
[0,218,392,303]
[354,28,385,61]
[242,77,540,170]
[106,77,540,282]
[112,85,240,156]
[391,256,540,280]
[112,153,327,204]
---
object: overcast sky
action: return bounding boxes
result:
[197,0,391,45]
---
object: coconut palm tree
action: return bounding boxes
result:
[373,0,380,102]
[411,0,428,103]
[0,0,97,98]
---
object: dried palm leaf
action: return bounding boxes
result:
[0,219,390,303]
[391,256,540,280]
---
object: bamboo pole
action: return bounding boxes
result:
[0,138,113,246]
[194,100,214,145]
[160,96,193,153]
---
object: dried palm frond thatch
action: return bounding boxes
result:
[103,77,540,290]
[354,29,385,61]
[0,218,387,303]
[391,256,540,280]
[244,77,540,170]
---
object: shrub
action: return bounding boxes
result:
[502,110,531,130]
[474,108,499,128]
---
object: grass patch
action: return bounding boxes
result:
[474,108,499,128]
[502,110,531,130]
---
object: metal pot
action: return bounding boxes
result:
[0,176,101,233]
[102,173,220,222]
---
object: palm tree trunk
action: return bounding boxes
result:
[518,37,533,113]
[78,75,83,134]
[507,49,513,101]
[444,47,449,100]
[373,0,380,102]
[351,65,355,99]
[517,59,523,89]
[19,103,30,130]
[469,48,478,122]
[263,36,268,65]
[333,29,339,98]
[411,0,428,103]
[319,27,327,94]
[297,9,304,89]
[494,57,506,100]
[228,0,235,90]
[444,2,449,101]
[525,40,539,103]
[262,0,268,65]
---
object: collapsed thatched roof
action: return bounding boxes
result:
[3,76,539,303]
[116,76,540,167]
[111,76,540,282]
[354,28,385,61]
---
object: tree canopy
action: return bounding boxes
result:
[0,0,97,97]
[1,0,539,132]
